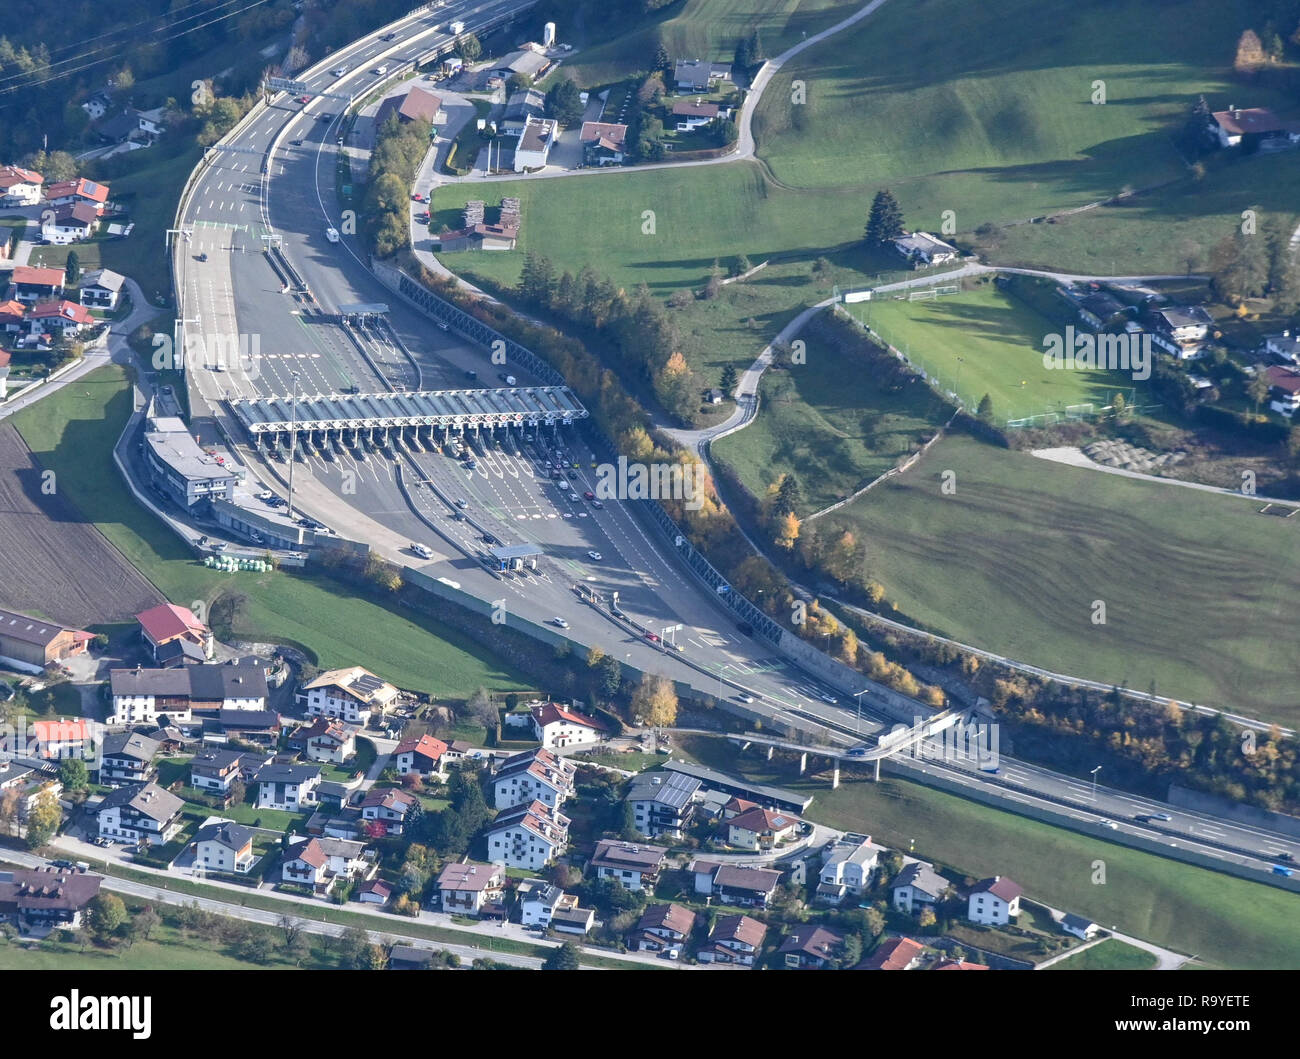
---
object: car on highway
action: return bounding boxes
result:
[817,692,838,704]
[332,67,348,76]
[380,32,397,40]
[290,138,304,146]
[583,490,595,501]
[586,550,602,561]
[736,693,755,704]
[297,95,311,103]
[1150,812,1172,821]
[318,112,333,121]
[481,534,497,545]
[591,500,604,509]
[336,134,344,144]
[454,498,468,508]
[645,632,660,642]
[1101,820,1119,830]
[410,543,434,559]
[1276,851,1294,861]
[197,535,209,546]
[197,252,208,262]
[551,617,569,629]
[846,745,870,758]
[568,492,581,502]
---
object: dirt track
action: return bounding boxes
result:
[0,422,163,627]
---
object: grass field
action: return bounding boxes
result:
[848,286,1148,423]
[679,734,1297,969]
[9,366,527,697]
[1047,938,1160,970]
[835,435,1300,722]
[712,328,953,512]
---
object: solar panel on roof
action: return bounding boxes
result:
[352,674,384,693]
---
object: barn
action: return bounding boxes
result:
[0,606,91,672]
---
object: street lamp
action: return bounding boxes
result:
[717,663,735,699]
[1090,765,1102,802]
[852,689,869,735]
[287,371,302,522]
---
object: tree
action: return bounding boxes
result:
[864,189,905,248]
[543,941,581,969]
[864,907,885,938]
[774,511,800,551]
[88,894,128,943]
[1182,95,1213,155]
[619,800,641,841]
[632,673,678,728]
[1247,372,1270,413]
[836,933,863,968]
[597,655,623,698]
[287,933,314,966]
[58,758,88,792]
[1234,29,1267,74]
[544,78,584,127]
[975,393,994,422]
[337,925,372,969]
[278,913,303,947]
[228,778,247,806]
[135,905,162,941]
[457,33,482,63]
[463,686,499,731]
[653,43,672,77]
[773,473,801,516]
[720,363,738,394]
[64,250,80,286]
[24,788,61,848]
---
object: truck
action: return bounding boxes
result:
[325,226,340,243]
[450,19,465,33]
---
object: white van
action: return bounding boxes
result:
[325,227,340,243]
[410,542,434,559]
[373,64,389,75]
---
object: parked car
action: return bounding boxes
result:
[412,193,425,202]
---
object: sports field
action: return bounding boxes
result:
[9,367,526,698]
[838,435,1300,723]
[848,286,1147,423]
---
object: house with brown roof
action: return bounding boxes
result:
[300,666,399,725]
[360,786,420,836]
[295,716,358,765]
[1211,106,1300,149]
[96,782,184,846]
[530,701,607,749]
[1265,364,1300,417]
[282,836,374,893]
[0,605,90,672]
[492,746,575,810]
[579,121,628,166]
[0,165,42,206]
[725,806,800,850]
[671,100,720,131]
[967,875,1022,925]
[858,935,926,970]
[778,924,845,969]
[698,913,767,966]
[934,958,988,970]
[590,839,667,893]
[393,733,447,778]
[438,222,518,252]
[397,86,445,124]
[135,603,213,663]
[436,860,505,915]
[631,902,695,954]
[45,177,110,213]
[689,860,782,908]
[0,866,101,930]
[8,265,65,304]
[721,796,759,820]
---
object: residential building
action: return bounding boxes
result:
[503,89,545,133]
[213,709,281,747]
[1265,364,1300,417]
[514,116,559,171]
[0,867,101,930]
[589,839,667,893]
[1061,913,1100,940]
[486,799,570,870]
[397,86,445,124]
[79,268,126,310]
[441,739,476,765]
[818,836,881,902]
[968,875,1022,925]
[109,658,267,724]
[1264,330,1300,364]
[892,861,951,915]
[134,603,213,663]
[191,818,255,874]
[357,879,392,905]
[359,786,420,836]
[0,165,42,206]
[893,231,959,267]
[45,177,110,213]
[492,746,575,810]
[393,733,447,778]
[30,718,93,761]
[579,121,628,166]
[779,924,845,969]
[435,861,505,915]
[255,763,321,812]
[96,783,183,845]
[530,701,606,749]
[859,935,926,970]
[282,836,373,892]
[1211,106,1300,149]
[551,899,595,935]
[300,667,399,725]
[8,266,65,304]
[689,861,781,909]
[24,299,94,338]
[1145,305,1213,359]
[672,100,720,131]
[189,747,243,795]
[40,202,100,244]
[660,760,812,815]
[0,606,90,672]
[935,959,989,970]
[699,913,767,966]
[674,59,731,92]
[626,770,700,839]
[519,882,565,928]
[97,731,160,786]
[142,416,239,511]
[492,49,550,81]
[631,902,695,954]
[725,806,800,850]
[298,717,358,765]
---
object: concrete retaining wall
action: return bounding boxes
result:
[1168,784,1300,842]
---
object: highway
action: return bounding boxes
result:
[167,1,1300,885]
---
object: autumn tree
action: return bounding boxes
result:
[24,788,60,848]
[632,673,678,728]
[774,510,800,550]
[1234,29,1267,74]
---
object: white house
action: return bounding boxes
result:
[726,806,799,850]
[191,818,255,874]
[967,875,1022,926]
[626,770,700,839]
[818,836,881,902]
[0,165,42,206]
[631,902,695,954]
[699,913,767,966]
[255,763,321,812]
[673,59,731,92]
[359,786,419,836]
[892,861,950,915]
[513,115,558,171]
[282,836,373,892]
[893,231,959,267]
[297,717,358,765]
[96,783,183,846]
[485,799,569,871]
[40,203,99,244]
[530,702,606,750]
[1211,106,1300,149]
[1061,912,1100,940]
[79,268,125,310]
[1265,365,1300,417]
[300,667,398,725]
[393,733,447,778]
[492,746,575,810]
[589,839,667,893]
[189,748,243,795]
[1145,305,1213,359]
[519,881,565,928]
[436,861,505,916]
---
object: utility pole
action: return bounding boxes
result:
[1090,764,1102,803]
[852,689,869,735]
[287,370,302,522]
